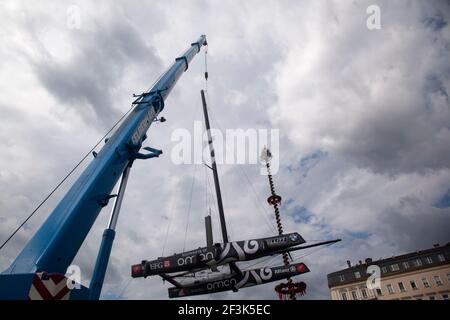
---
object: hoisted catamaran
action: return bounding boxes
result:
[132,91,340,299]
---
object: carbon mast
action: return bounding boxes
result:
[200,90,242,276]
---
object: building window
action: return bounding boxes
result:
[434,276,443,286]
[429,296,435,300]
[341,292,348,300]
[339,274,345,282]
[422,278,430,288]
[438,254,445,262]
[447,273,450,282]
[387,284,395,294]
[351,290,358,300]
[410,280,418,290]
[391,264,400,271]
[414,258,423,266]
[403,261,410,269]
[442,294,449,300]
[425,257,433,264]
[398,282,406,292]
[381,266,387,273]
[376,288,383,296]
[354,271,361,279]
[361,288,368,299]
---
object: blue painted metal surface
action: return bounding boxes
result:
[0,35,207,299]
[89,229,115,300]
[0,273,91,300]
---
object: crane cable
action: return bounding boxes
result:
[202,43,238,240]
[204,43,208,92]
[202,44,216,223]
[0,104,135,252]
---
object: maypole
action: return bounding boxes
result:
[261,147,306,300]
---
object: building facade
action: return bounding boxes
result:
[327,243,450,300]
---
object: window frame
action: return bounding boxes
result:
[434,275,443,286]
[341,292,348,300]
[410,280,418,290]
[391,264,400,271]
[386,284,395,294]
[398,282,406,292]
[361,288,368,299]
[421,277,430,288]
[425,257,433,264]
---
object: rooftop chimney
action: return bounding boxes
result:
[346,260,351,268]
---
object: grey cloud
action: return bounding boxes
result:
[28,5,163,128]
[377,197,450,251]
[423,12,448,31]
[273,0,450,175]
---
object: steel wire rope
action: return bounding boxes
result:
[0,104,136,251]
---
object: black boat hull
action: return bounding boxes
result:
[168,262,310,298]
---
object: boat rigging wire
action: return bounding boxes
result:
[161,188,177,257]
[205,103,278,235]
[116,277,133,300]
[291,242,336,263]
[182,158,199,252]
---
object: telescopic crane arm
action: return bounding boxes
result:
[0,35,207,300]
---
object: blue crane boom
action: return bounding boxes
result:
[0,35,207,300]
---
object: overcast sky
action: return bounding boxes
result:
[0,0,449,300]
